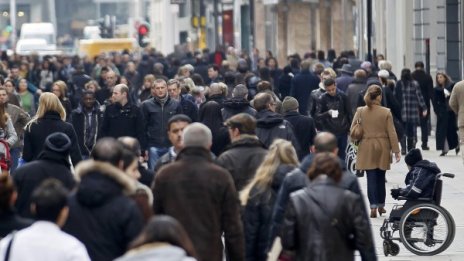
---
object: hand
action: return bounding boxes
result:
[422,110,427,117]
[394,152,401,163]
[391,188,400,199]
[36,89,43,96]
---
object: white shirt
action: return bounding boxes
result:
[0,221,90,261]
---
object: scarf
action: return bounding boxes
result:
[154,94,169,105]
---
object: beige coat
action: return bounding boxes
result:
[449,80,464,128]
[351,105,400,170]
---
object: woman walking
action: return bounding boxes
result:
[432,72,459,156]
[351,85,400,218]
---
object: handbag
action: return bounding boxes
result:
[350,107,364,142]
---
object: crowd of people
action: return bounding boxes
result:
[0,46,461,260]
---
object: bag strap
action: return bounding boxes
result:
[4,231,16,261]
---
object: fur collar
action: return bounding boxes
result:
[75,160,136,195]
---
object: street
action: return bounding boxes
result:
[357,134,464,260]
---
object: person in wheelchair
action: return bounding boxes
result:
[389,148,441,220]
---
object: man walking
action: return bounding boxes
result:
[153,123,244,261]
[290,60,320,115]
[412,61,434,150]
[450,80,464,165]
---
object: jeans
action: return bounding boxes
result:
[336,134,348,161]
[9,147,21,173]
[366,169,386,208]
[148,146,169,170]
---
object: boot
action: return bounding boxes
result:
[421,142,430,150]
[407,138,416,152]
[400,137,407,155]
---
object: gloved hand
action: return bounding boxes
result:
[391,188,400,199]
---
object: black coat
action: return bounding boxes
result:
[71,104,104,157]
[63,160,144,261]
[100,102,147,150]
[290,70,320,115]
[180,96,199,122]
[316,91,351,135]
[432,85,459,150]
[217,136,267,191]
[0,210,33,238]
[13,149,76,218]
[284,111,317,159]
[256,110,300,154]
[282,176,376,261]
[278,73,293,99]
[244,165,295,261]
[412,69,434,110]
[23,111,82,166]
[221,98,257,121]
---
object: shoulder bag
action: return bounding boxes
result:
[350,107,364,142]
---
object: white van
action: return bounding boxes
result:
[15,23,60,55]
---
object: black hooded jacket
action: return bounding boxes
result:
[255,110,300,154]
[221,98,257,121]
[400,160,441,199]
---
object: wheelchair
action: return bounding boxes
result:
[380,173,456,256]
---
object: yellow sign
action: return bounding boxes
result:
[79,38,137,58]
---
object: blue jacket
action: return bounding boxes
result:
[290,70,320,115]
[400,160,441,199]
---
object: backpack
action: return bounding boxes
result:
[0,139,11,171]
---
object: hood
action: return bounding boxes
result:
[117,244,194,261]
[37,150,71,169]
[223,98,251,110]
[74,160,136,207]
[413,160,441,174]
[256,110,284,128]
[272,164,296,190]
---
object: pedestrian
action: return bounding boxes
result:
[16,78,35,115]
[71,91,103,159]
[118,136,155,189]
[0,174,33,238]
[142,79,182,170]
[153,114,192,174]
[412,61,434,150]
[346,69,367,116]
[240,139,298,261]
[115,216,197,261]
[315,78,351,160]
[3,80,20,107]
[449,80,464,165]
[281,153,376,261]
[63,138,144,261]
[217,113,267,191]
[278,66,293,99]
[51,80,73,122]
[199,101,230,156]
[152,123,245,261]
[221,84,257,121]
[351,85,401,218]
[23,93,82,166]
[308,68,335,125]
[0,179,91,261]
[395,68,428,154]
[167,79,198,122]
[282,96,317,159]
[335,63,354,93]
[254,92,300,154]
[432,72,459,156]
[14,132,76,218]
[290,60,320,115]
[0,88,17,175]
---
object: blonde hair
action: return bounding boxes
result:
[26,93,66,130]
[52,80,68,99]
[240,139,299,206]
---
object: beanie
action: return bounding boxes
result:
[282,96,299,113]
[44,132,72,153]
[405,148,423,166]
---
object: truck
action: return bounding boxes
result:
[15,23,61,56]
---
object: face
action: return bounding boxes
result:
[10,68,19,78]
[4,82,14,94]
[437,74,446,85]
[0,90,8,105]
[144,80,153,89]
[106,73,117,87]
[86,84,97,93]
[326,84,337,96]
[112,86,126,104]
[52,85,61,98]
[268,59,276,68]
[125,159,141,180]
[18,79,28,91]
[151,82,167,98]
[208,68,218,79]
[168,84,181,100]
[258,59,266,68]
[82,94,96,109]
[120,77,128,85]
[168,121,189,150]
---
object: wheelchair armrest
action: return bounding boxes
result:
[396,196,408,201]
[440,173,455,179]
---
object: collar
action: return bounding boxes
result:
[31,221,61,231]
[176,147,212,162]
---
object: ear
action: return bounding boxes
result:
[118,160,125,171]
[30,203,36,215]
[310,145,316,153]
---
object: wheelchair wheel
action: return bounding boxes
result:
[399,203,455,256]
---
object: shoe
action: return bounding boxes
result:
[456,147,461,155]
[370,208,377,218]
[421,143,430,150]
[401,149,406,155]
[439,151,448,156]
[378,207,387,216]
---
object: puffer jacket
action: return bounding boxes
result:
[243,165,295,261]
[141,96,182,148]
[282,175,376,261]
[400,160,441,199]
[63,160,144,261]
[221,98,257,121]
[255,110,300,153]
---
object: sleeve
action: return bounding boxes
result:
[222,175,245,261]
[281,199,297,251]
[22,127,33,162]
[386,111,400,153]
[270,178,291,249]
[67,242,91,261]
[67,126,83,166]
[5,118,17,147]
[98,108,109,139]
[27,81,38,93]
[349,108,361,134]
[343,94,352,123]
[244,196,260,260]
[449,87,459,114]
[315,96,331,120]
[400,168,426,199]
[135,107,147,151]
[290,78,296,97]
[386,88,402,120]
[152,174,164,214]
[415,83,427,111]
[16,108,31,130]
[123,202,144,248]
[350,195,377,261]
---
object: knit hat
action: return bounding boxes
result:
[405,148,423,166]
[378,69,390,79]
[282,96,299,113]
[44,132,72,153]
